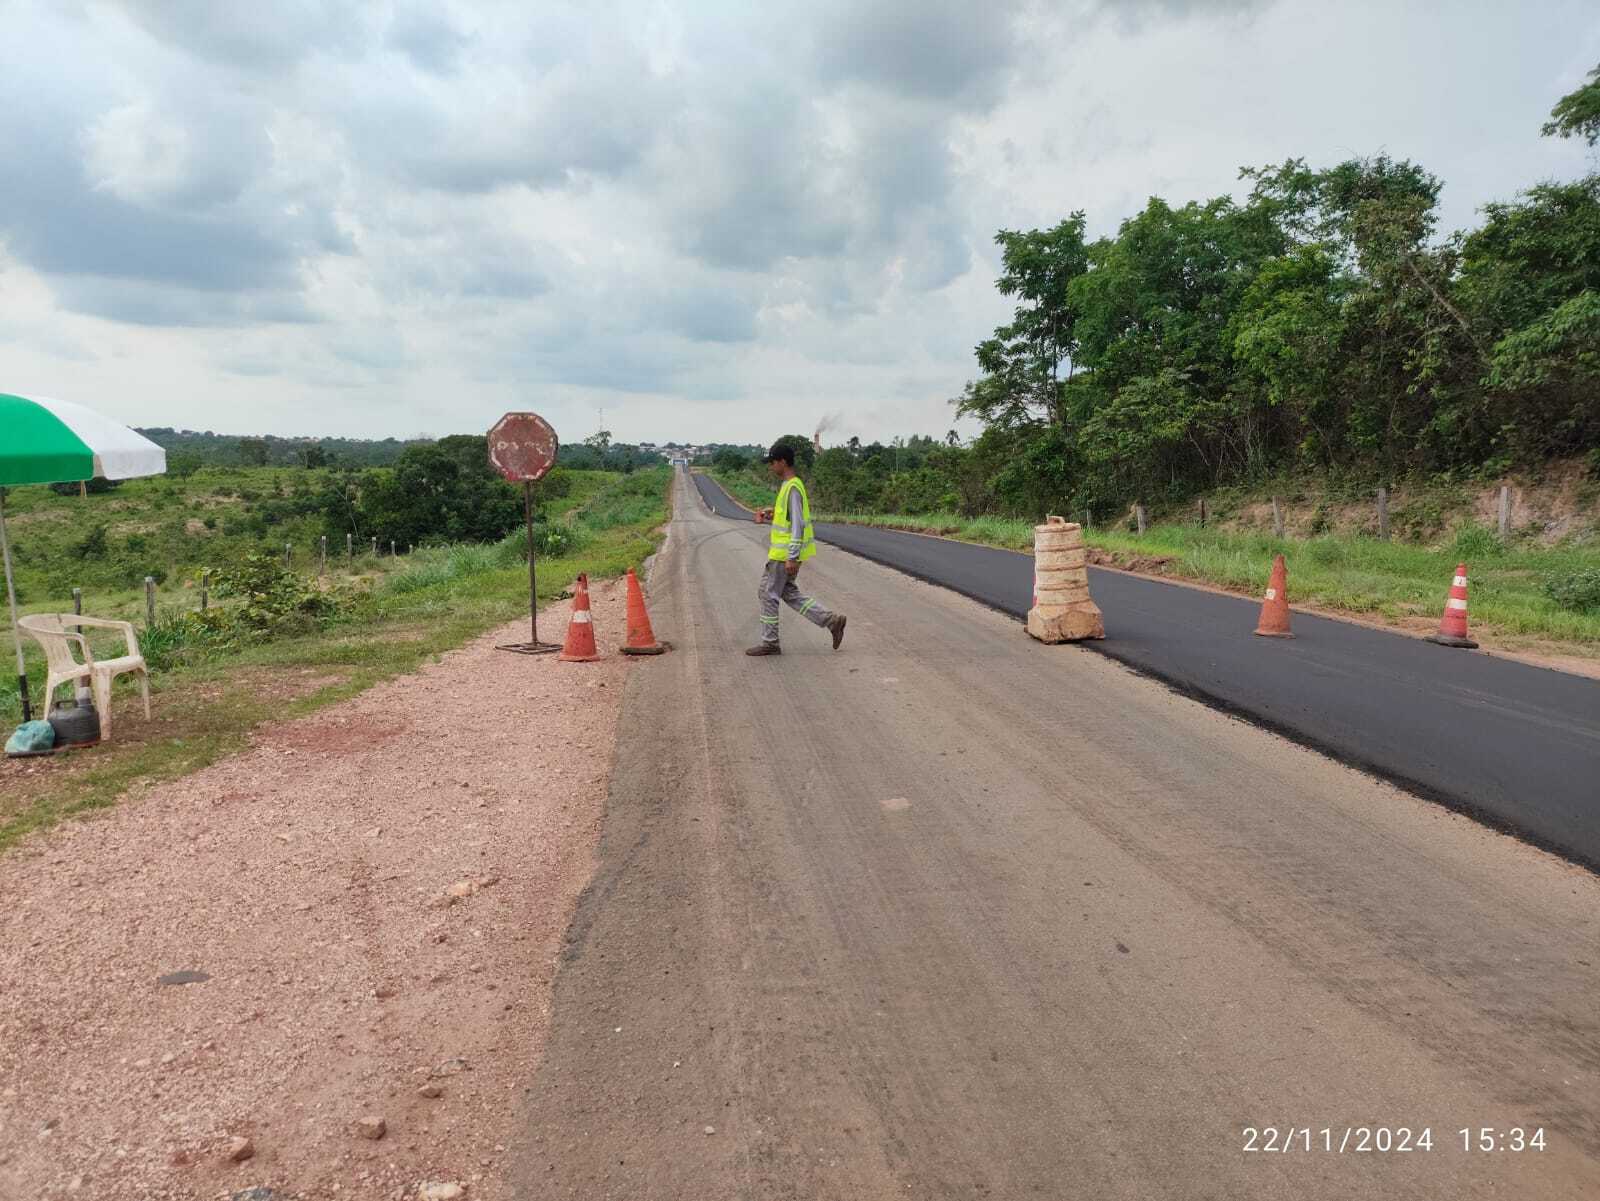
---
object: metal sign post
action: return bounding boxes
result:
[488,412,561,655]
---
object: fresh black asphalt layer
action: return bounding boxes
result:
[692,470,1600,870]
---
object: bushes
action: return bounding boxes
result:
[210,553,346,633]
[1450,523,1503,561]
[324,438,523,548]
[381,469,666,598]
[48,478,120,497]
[138,551,355,670]
[1545,567,1600,612]
[138,609,238,672]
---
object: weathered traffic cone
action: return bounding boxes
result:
[1026,516,1104,642]
[557,574,601,662]
[619,568,667,655]
[1254,554,1293,638]
[1425,562,1478,649]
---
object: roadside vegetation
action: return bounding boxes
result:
[0,466,670,851]
[700,71,1600,659]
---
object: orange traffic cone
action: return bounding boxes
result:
[1426,562,1478,649]
[557,574,601,662]
[619,569,667,655]
[1254,554,1293,638]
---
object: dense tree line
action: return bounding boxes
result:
[141,427,667,477]
[318,435,571,547]
[722,71,1600,524]
[718,434,979,515]
[138,428,426,471]
[556,431,668,471]
[943,67,1600,520]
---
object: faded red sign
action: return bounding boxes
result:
[488,412,559,482]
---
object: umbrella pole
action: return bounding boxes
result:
[0,489,28,723]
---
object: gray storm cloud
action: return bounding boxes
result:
[0,0,1591,442]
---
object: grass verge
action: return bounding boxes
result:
[0,468,670,851]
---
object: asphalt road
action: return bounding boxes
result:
[693,472,1600,869]
[510,470,1600,1199]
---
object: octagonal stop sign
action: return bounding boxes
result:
[488,412,559,482]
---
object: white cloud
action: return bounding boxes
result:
[0,0,1595,445]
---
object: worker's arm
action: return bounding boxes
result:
[785,487,804,576]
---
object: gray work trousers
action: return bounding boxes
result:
[758,560,835,644]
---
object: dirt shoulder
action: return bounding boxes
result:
[0,580,639,1201]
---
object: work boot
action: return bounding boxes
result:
[827,614,847,650]
[745,643,781,656]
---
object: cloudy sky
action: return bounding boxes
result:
[2,1,1597,447]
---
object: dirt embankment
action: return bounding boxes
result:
[0,581,640,1201]
[1207,459,1598,545]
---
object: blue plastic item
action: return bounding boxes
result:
[5,720,56,755]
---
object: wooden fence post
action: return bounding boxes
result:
[1498,485,1512,539]
[1197,498,1208,527]
[284,542,292,568]
[144,577,156,628]
[371,537,378,557]
[1271,496,1284,539]
[320,535,327,577]
[346,532,353,565]
[390,539,396,558]
[1377,487,1389,541]
[200,570,208,612]
[1135,504,1147,536]
[72,587,82,616]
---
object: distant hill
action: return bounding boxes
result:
[136,428,681,473]
[136,429,425,469]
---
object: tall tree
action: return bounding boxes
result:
[963,215,1090,429]
[1542,63,1600,146]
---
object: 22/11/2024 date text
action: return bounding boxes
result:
[1243,1127,1548,1153]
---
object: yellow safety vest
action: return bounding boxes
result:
[769,476,817,562]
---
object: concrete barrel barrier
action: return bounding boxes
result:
[1028,515,1105,642]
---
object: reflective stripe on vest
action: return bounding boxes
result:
[768,476,817,562]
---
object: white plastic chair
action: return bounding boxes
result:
[17,613,150,740]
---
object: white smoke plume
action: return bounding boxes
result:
[813,411,842,451]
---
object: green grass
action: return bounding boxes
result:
[0,467,670,851]
[819,509,1039,551]
[1089,523,1600,649]
[703,468,773,513]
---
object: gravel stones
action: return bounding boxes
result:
[0,589,634,1198]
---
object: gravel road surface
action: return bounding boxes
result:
[509,470,1600,1199]
[693,471,1600,869]
[0,584,639,1201]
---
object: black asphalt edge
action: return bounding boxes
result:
[689,468,756,515]
[690,471,1598,874]
[1079,641,1600,874]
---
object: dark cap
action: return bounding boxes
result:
[762,441,795,465]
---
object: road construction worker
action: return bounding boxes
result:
[746,441,847,657]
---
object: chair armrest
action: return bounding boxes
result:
[51,631,96,668]
[70,615,141,657]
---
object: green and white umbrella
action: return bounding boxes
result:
[1,392,166,721]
